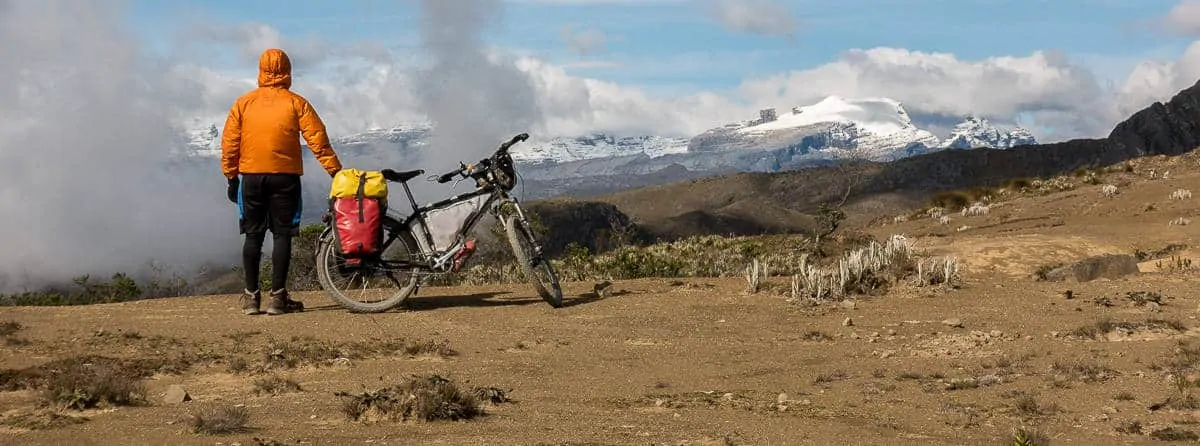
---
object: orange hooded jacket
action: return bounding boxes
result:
[221,48,343,179]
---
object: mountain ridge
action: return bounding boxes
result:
[180,95,1036,170]
[520,78,1200,255]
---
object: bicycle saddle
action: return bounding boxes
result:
[381,169,425,183]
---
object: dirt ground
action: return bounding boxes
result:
[4,157,1200,445]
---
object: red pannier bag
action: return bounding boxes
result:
[332,196,383,266]
[328,169,388,267]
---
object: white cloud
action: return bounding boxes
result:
[1116,41,1200,116]
[560,24,609,56]
[0,0,243,291]
[734,47,1136,140]
[701,0,797,38]
[1163,0,1200,35]
[174,28,1200,144]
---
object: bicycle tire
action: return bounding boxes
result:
[503,214,563,308]
[316,220,422,313]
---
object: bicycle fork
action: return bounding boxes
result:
[504,200,546,265]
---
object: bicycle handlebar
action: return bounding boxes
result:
[433,133,530,184]
[496,132,529,155]
[436,168,461,184]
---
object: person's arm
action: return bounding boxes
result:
[296,98,343,177]
[221,100,243,179]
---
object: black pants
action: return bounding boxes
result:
[237,173,302,292]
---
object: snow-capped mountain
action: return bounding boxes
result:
[937,116,1037,150]
[727,96,942,160]
[687,96,1034,162]
[178,95,1037,199]
[512,134,689,164]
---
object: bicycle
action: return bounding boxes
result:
[313,133,564,313]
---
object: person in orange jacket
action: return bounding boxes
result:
[221,48,343,316]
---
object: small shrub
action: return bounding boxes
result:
[802,330,831,341]
[471,386,513,405]
[788,234,960,302]
[1002,178,1032,191]
[1014,395,1056,417]
[1115,420,1143,434]
[0,409,88,430]
[259,335,452,370]
[402,339,458,357]
[812,370,849,385]
[191,404,250,435]
[960,202,990,217]
[0,273,143,306]
[335,373,484,423]
[744,258,765,294]
[1151,426,1199,441]
[930,191,972,211]
[1101,184,1118,198]
[1010,426,1052,445]
[1032,263,1063,282]
[252,375,302,396]
[0,321,21,337]
[40,356,147,410]
[227,357,249,374]
[1156,256,1195,273]
[1113,392,1136,402]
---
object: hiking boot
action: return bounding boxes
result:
[240,289,262,315]
[266,289,304,315]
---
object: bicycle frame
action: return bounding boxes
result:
[370,176,534,274]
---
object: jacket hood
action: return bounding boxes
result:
[257,48,292,89]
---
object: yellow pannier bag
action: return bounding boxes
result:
[329,168,388,199]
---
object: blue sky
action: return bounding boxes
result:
[127,0,1193,93]
[115,0,1200,142]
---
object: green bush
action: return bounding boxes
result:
[929,191,972,211]
[0,273,143,306]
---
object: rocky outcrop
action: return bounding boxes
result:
[1107,84,1200,159]
[523,199,650,256]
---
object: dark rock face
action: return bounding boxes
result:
[1107,84,1200,158]
[864,79,1200,194]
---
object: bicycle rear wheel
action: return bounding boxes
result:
[316,222,422,313]
[503,214,563,308]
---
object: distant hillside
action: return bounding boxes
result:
[528,78,1200,252]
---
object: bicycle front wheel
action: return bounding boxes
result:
[316,223,422,313]
[503,214,563,308]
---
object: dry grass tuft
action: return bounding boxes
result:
[1009,426,1052,446]
[39,356,147,410]
[252,375,302,396]
[0,320,22,337]
[0,409,88,430]
[335,373,488,423]
[190,404,251,435]
[788,234,959,302]
[402,339,458,357]
[1069,318,1186,340]
[1151,426,1199,441]
[1013,394,1058,418]
[260,336,457,370]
